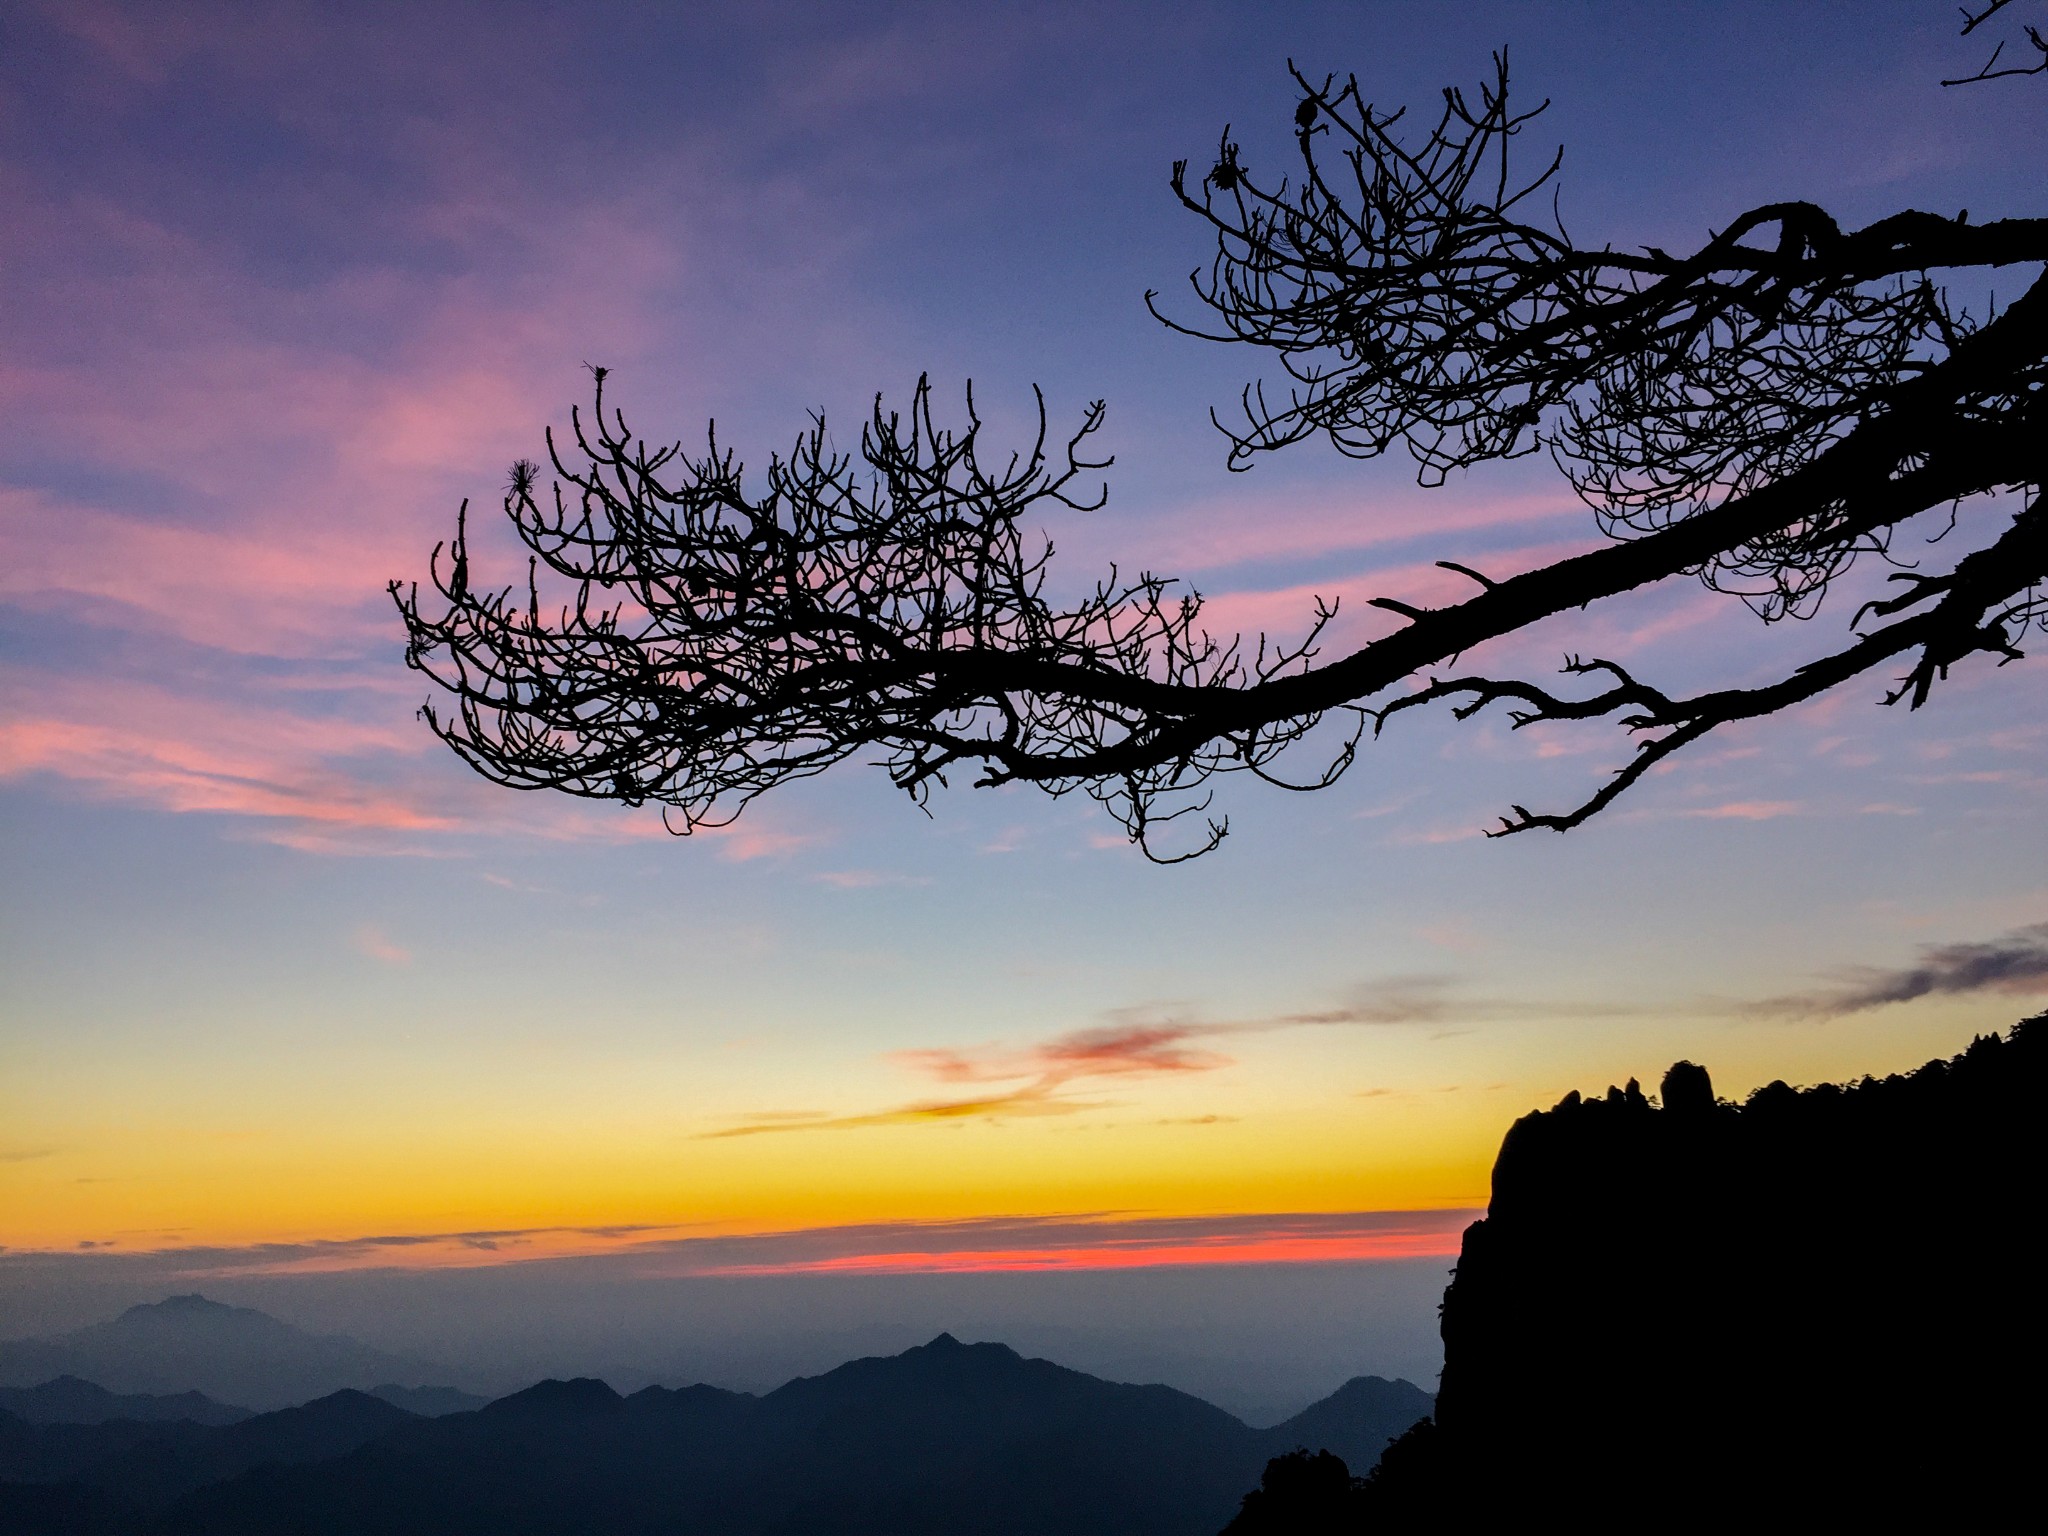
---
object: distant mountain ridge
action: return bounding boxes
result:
[75,1389,416,1511]
[0,1332,1431,1535]
[0,1377,251,1428]
[0,1296,448,1410]
[365,1383,489,1417]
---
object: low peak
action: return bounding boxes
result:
[294,1388,402,1413]
[484,1377,624,1415]
[1661,1060,1716,1115]
[909,1333,1020,1361]
[118,1294,248,1322]
[1321,1374,1432,1403]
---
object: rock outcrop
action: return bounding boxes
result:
[1425,1016,2042,1521]
[1224,1015,2043,1529]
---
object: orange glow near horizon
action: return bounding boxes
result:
[703,1228,1471,1277]
[0,1207,1481,1281]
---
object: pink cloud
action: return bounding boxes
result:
[351,923,413,966]
[1178,536,1608,674]
[0,489,401,658]
[811,870,933,888]
[700,823,827,863]
[1413,919,1484,952]
[715,985,1469,1137]
[1063,482,1587,577]
[0,666,764,854]
[698,1083,1095,1137]
[899,1021,1234,1087]
[1385,822,1487,847]
[0,114,843,863]
[1675,800,1803,821]
[658,1209,1481,1276]
[0,713,451,834]
[11,1209,1478,1277]
[703,1021,1242,1138]
[711,1227,1463,1274]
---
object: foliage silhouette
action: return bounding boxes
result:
[396,20,2045,859]
[1217,1447,1364,1534]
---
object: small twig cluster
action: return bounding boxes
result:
[394,373,1352,859]
[1945,1,2048,85]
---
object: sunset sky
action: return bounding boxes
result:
[2,0,2044,1403]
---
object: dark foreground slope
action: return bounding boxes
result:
[0,1339,1428,1535]
[0,1391,416,1535]
[1233,1016,2042,1529]
[167,1340,1422,1536]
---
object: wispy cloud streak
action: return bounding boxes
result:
[1751,922,2048,1018]
[705,979,1466,1136]
[0,1210,1477,1277]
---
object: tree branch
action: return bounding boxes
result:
[396,50,2046,859]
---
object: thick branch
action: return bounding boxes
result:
[1374,495,2048,833]
[396,51,2047,858]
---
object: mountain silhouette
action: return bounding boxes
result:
[0,1296,447,1410]
[53,1389,417,1513]
[366,1383,489,1417]
[1231,1015,2043,1528]
[0,1390,417,1535]
[1218,1447,1361,1534]
[1259,1374,1429,1474]
[3,1406,208,1486]
[0,1334,1428,1534]
[0,1377,251,1427]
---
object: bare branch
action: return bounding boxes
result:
[1944,0,2048,83]
[397,52,2046,859]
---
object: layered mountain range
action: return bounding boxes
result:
[0,1331,1429,1534]
[23,1015,2028,1534]
[0,1296,445,1411]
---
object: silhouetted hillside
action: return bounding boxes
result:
[168,1336,1253,1534]
[1233,1016,2043,1528]
[1261,1375,1428,1475]
[0,1378,250,1427]
[75,1389,415,1510]
[366,1383,490,1417]
[0,1389,415,1519]
[0,1296,441,1409]
[2,1407,211,1486]
[0,1335,1427,1534]
[1217,1447,1363,1535]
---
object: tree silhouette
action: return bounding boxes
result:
[395,39,2045,860]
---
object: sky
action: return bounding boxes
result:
[2,0,2045,1415]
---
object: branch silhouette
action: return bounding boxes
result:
[1944,1,2048,85]
[396,41,2045,859]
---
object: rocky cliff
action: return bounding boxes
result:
[1419,1016,2042,1521]
[1230,1015,2043,1529]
